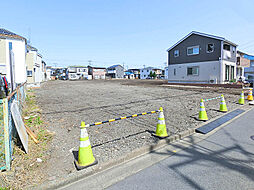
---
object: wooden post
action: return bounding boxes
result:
[3,98,10,171]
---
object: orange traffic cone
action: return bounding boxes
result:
[247,89,253,101]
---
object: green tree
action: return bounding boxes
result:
[149,71,153,78]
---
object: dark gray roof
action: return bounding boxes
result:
[167,31,237,51]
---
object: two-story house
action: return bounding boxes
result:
[236,50,250,81]
[167,31,237,84]
[140,67,154,79]
[140,67,162,79]
[244,55,254,83]
[107,65,124,79]
[67,66,89,80]
[0,28,27,91]
[88,66,106,79]
[26,45,44,85]
[127,69,140,79]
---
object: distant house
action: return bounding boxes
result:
[140,67,154,79]
[67,66,90,80]
[167,31,237,84]
[124,71,135,79]
[107,65,124,79]
[0,28,27,91]
[236,51,250,81]
[26,45,45,85]
[46,66,53,80]
[42,60,47,81]
[127,69,140,79]
[88,66,106,79]
[140,67,162,79]
[244,55,254,82]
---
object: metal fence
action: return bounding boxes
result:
[0,83,26,171]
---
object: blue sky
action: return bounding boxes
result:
[1,0,254,69]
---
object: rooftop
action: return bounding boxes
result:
[167,31,237,51]
[0,28,27,41]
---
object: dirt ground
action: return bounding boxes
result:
[34,79,242,185]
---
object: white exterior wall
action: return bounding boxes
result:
[46,69,51,80]
[140,68,153,79]
[36,54,42,83]
[5,38,27,84]
[164,67,168,79]
[221,60,236,83]
[168,60,236,84]
[168,61,221,83]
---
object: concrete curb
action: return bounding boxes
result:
[36,105,252,190]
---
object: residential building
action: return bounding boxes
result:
[124,71,135,79]
[140,67,162,79]
[236,51,250,81]
[167,31,237,84]
[127,69,140,79]
[164,67,169,79]
[106,65,124,79]
[41,60,47,81]
[153,68,163,79]
[0,28,27,91]
[67,66,90,80]
[88,66,106,79]
[46,66,53,80]
[26,45,44,85]
[244,56,254,82]
[140,67,153,79]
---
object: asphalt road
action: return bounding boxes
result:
[59,107,254,190]
[107,108,254,190]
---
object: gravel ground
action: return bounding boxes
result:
[35,80,241,182]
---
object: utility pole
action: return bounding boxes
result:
[88,60,92,66]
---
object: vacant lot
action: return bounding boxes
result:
[35,80,241,182]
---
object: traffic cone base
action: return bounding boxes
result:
[219,95,228,112]
[153,107,169,139]
[75,122,97,170]
[75,158,98,170]
[199,99,208,121]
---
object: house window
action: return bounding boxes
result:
[187,66,199,75]
[174,50,179,57]
[232,46,236,54]
[187,46,199,55]
[147,70,149,72]
[223,44,230,51]
[206,43,214,53]
[174,68,176,76]
[231,66,234,80]
[144,75,146,77]
[27,70,32,77]
[225,65,230,81]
